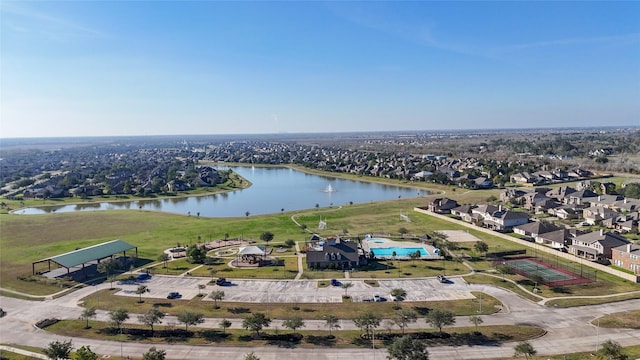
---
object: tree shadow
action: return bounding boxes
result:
[227,307,251,314]
[551,286,572,294]
[413,306,430,316]
[305,335,336,346]
[199,330,231,342]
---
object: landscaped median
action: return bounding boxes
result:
[38,318,545,349]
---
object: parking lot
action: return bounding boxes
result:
[114,276,475,303]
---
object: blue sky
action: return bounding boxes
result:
[1,1,639,138]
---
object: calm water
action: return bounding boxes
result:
[14,167,426,217]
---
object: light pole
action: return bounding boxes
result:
[595,318,600,352]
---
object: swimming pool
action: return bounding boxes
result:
[371,247,429,257]
[366,238,389,244]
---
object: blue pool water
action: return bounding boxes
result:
[371,247,428,257]
[367,238,389,244]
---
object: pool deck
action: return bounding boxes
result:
[363,238,442,260]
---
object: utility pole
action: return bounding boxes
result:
[595,318,600,352]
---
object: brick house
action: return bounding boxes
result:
[611,243,640,274]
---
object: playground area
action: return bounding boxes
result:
[499,256,594,287]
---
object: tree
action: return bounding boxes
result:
[390,288,407,301]
[97,258,121,289]
[597,340,629,360]
[392,308,418,334]
[79,307,96,329]
[474,241,489,256]
[245,211,250,217]
[341,282,353,297]
[242,312,271,337]
[73,346,98,360]
[197,284,206,295]
[353,310,381,337]
[136,285,150,303]
[138,308,165,335]
[425,309,455,333]
[219,319,232,334]
[282,316,305,334]
[398,227,408,235]
[209,290,225,309]
[409,250,421,263]
[323,314,340,336]
[186,246,207,264]
[513,341,537,359]
[177,311,205,331]
[244,353,260,360]
[141,347,166,360]
[158,253,169,268]
[260,231,274,244]
[44,340,73,360]
[469,315,483,332]
[386,335,430,360]
[108,308,129,332]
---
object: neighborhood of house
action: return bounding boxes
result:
[426,183,640,275]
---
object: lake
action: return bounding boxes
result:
[14,167,427,217]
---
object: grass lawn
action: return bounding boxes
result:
[463,274,543,303]
[593,310,640,329]
[79,289,500,319]
[43,319,543,349]
[349,259,470,279]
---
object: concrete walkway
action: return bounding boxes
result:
[294,242,304,280]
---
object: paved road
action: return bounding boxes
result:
[2,276,640,360]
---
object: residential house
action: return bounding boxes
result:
[548,205,581,220]
[568,230,629,262]
[500,189,527,203]
[306,238,365,270]
[564,189,598,206]
[480,207,530,231]
[546,186,576,201]
[514,221,562,239]
[510,172,538,185]
[611,243,640,274]
[450,204,476,222]
[590,195,624,209]
[474,177,494,189]
[612,198,640,213]
[583,206,619,225]
[535,229,571,250]
[427,198,459,214]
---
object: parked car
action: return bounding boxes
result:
[166,292,181,299]
[436,275,447,283]
[330,279,341,286]
[373,293,384,302]
[216,277,228,286]
[137,273,151,281]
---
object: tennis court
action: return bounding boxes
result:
[502,257,592,286]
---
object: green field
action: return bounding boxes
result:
[1,173,639,300]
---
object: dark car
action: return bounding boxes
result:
[137,273,151,281]
[166,292,181,299]
[436,275,447,283]
[216,277,228,286]
[330,279,341,286]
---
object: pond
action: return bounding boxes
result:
[14,166,428,217]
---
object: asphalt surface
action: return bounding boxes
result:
[1,275,640,359]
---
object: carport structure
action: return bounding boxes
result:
[32,239,138,275]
